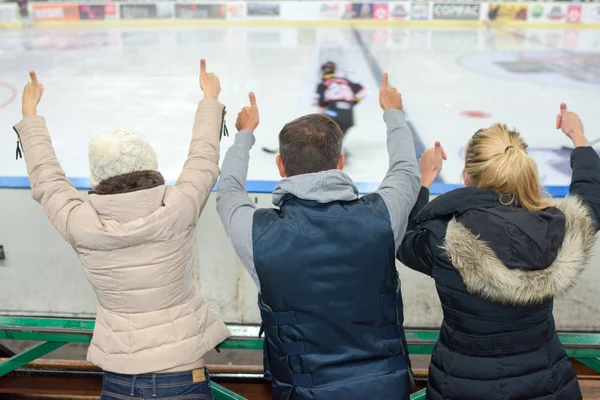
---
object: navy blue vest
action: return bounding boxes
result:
[253,193,411,400]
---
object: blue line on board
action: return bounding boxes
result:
[0,176,572,198]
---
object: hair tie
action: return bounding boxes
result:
[504,145,514,153]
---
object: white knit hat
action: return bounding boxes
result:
[88,128,158,187]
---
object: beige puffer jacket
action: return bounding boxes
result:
[14,98,230,374]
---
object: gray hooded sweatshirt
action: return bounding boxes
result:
[216,109,420,290]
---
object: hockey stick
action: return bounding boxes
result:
[262,146,278,154]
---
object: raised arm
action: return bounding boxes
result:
[14,72,83,244]
[216,93,261,289]
[558,103,600,228]
[375,73,420,251]
[408,141,446,220]
[398,141,446,276]
[174,60,224,221]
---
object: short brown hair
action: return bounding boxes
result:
[278,114,343,177]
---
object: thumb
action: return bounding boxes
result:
[381,73,388,89]
[249,92,257,108]
[30,71,39,85]
[434,141,443,159]
[560,102,567,115]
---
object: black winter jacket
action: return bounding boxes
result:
[398,147,600,400]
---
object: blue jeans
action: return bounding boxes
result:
[101,367,213,400]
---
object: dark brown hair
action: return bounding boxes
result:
[278,114,343,177]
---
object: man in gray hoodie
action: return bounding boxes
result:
[216,73,420,400]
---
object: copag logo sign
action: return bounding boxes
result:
[433,3,480,20]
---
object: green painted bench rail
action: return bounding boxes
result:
[1,317,600,400]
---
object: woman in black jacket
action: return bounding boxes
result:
[399,103,600,400]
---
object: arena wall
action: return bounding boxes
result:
[1,1,600,29]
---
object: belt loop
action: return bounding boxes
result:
[130,375,136,396]
[152,373,157,397]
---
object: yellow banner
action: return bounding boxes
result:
[489,3,528,21]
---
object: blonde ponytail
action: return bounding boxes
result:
[464,124,553,212]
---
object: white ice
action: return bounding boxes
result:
[0,26,599,188]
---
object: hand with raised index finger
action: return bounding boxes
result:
[199,59,221,100]
[379,73,402,111]
[556,102,588,147]
[22,71,45,118]
[236,92,260,133]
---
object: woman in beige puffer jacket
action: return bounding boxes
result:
[14,60,230,400]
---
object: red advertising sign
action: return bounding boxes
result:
[105,3,117,17]
[373,4,389,20]
[566,5,582,23]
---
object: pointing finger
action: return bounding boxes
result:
[249,92,257,107]
[381,73,388,89]
[200,59,206,75]
[556,114,562,130]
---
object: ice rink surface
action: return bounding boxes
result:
[0,25,599,189]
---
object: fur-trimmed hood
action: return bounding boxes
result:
[444,196,596,306]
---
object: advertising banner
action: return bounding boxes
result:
[104,3,118,19]
[280,2,322,21]
[0,3,18,23]
[343,3,388,19]
[120,3,172,19]
[343,3,374,19]
[79,4,105,20]
[433,3,480,20]
[583,3,600,23]
[528,4,568,23]
[411,3,429,20]
[32,4,80,21]
[247,3,281,17]
[489,3,528,21]
[373,4,389,20]
[174,4,225,19]
[226,3,246,19]
[388,2,411,20]
[566,5,582,23]
[319,2,344,20]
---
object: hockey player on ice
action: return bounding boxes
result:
[316,61,365,157]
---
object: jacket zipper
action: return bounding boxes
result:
[220,107,229,140]
[13,126,23,159]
